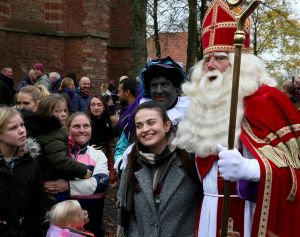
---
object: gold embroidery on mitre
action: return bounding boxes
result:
[202,0,250,55]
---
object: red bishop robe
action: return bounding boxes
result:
[196,85,300,237]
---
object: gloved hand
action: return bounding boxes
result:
[217,144,260,182]
[114,156,123,174]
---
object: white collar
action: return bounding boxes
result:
[139,96,190,125]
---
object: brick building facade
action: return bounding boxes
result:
[0,0,134,91]
[147,32,188,70]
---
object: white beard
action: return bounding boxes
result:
[173,53,276,157]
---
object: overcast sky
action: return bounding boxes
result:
[288,0,300,20]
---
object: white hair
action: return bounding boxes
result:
[173,53,276,157]
[49,72,60,80]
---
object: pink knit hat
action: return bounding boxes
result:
[32,63,45,72]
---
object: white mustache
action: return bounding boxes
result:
[205,70,222,78]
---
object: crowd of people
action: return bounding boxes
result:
[1,0,300,236]
[0,62,126,236]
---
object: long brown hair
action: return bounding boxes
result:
[125,101,199,192]
[87,95,112,126]
[126,101,174,192]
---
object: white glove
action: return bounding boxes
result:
[113,145,133,173]
[217,144,260,182]
[114,156,123,173]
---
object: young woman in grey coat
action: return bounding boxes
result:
[117,101,202,237]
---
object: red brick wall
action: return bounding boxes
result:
[0,0,134,93]
[107,0,134,83]
[0,0,10,24]
[147,32,188,69]
[0,31,65,81]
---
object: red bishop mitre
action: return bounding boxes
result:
[202,0,250,55]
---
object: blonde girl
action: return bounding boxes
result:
[0,106,46,237]
[46,200,94,237]
[17,84,49,112]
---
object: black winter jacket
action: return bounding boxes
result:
[0,73,15,106]
[90,114,114,148]
[0,138,46,237]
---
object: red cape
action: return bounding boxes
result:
[241,85,300,237]
[196,85,300,236]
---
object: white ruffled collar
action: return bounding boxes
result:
[139,96,190,125]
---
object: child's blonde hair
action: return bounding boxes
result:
[49,200,83,227]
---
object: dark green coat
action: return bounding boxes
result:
[23,112,87,181]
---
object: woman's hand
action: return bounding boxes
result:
[44,179,69,194]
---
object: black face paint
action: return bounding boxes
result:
[149,77,178,109]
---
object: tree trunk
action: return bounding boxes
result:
[198,0,207,61]
[132,0,148,77]
[186,0,198,72]
[153,0,161,58]
[252,12,258,56]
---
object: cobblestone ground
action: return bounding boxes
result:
[103,183,119,237]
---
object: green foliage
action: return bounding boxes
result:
[145,0,300,78]
[251,0,300,79]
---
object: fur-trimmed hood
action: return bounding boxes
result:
[24,137,40,158]
[15,137,40,159]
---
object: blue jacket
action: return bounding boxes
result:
[16,76,34,92]
[72,89,91,112]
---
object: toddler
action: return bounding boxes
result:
[46,200,94,237]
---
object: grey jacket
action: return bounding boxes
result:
[118,156,201,237]
[35,74,51,91]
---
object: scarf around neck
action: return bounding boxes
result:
[68,136,88,157]
[137,143,174,166]
[117,144,177,237]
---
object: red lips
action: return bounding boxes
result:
[154,96,166,101]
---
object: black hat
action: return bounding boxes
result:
[140,56,186,98]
